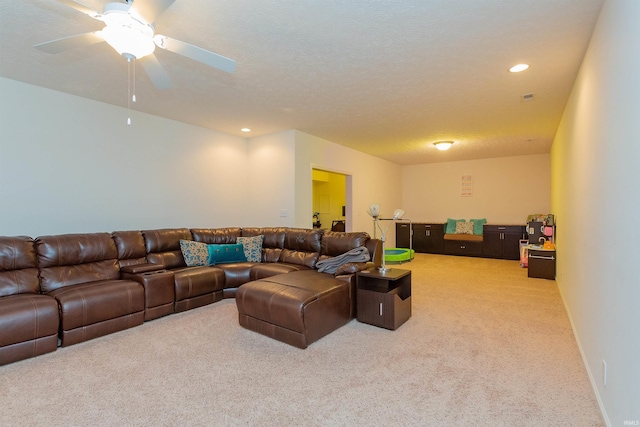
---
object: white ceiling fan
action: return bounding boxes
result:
[34,0,237,89]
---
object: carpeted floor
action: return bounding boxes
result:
[0,254,604,426]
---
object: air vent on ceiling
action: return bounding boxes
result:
[521,93,535,102]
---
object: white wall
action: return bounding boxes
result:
[293,131,403,238]
[402,154,551,224]
[0,79,402,240]
[0,77,249,236]
[246,130,296,227]
[551,0,640,425]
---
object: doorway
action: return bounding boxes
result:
[312,169,347,231]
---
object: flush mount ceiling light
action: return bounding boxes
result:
[509,63,530,73]
[241,128,251,132]
[434,141,454,151]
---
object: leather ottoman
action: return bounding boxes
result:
[235,270,351,349]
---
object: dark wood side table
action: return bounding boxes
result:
[356,268,411,330]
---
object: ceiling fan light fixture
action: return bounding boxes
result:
[101,3,155,59]
[434,141,454,151]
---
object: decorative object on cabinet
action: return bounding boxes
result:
[367,204,405,273]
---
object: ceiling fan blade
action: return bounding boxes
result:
[57,0,102,19]
[154,35,237,73]
[139,54,173,89]
[34,32,104,54]
[131,0,176,24]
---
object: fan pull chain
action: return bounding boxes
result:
[127,57,132,125]
[132,58,136,104]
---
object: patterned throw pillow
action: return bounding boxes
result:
[237,235,264,262]
[179,240,209,266]
[455,221,475,235]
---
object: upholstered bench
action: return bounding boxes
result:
[236,270,352,349]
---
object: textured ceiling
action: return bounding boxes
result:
[0,0,604,165]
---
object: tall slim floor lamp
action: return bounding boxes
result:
[367,204,405,273]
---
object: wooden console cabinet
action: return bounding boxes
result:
[482,225,526,260]
[396,222,444,254]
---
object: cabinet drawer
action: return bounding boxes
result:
[444,240,483,257]
[357,287,411,330]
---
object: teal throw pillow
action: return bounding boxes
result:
[180,240,209,267]
[446,218,465,234]
[207,243,247,265]
[470,218,487,235]
[237,235,263,262]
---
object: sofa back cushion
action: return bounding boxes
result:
[36,233,120,293]
[141,228,191,270]
[280,228,322,268]
[319,231,370,259]
[112,230,147,267]
[0,236,40,297]
[242,227,285,262]
[191,228,242,244]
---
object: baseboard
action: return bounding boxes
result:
[555,278,611,427]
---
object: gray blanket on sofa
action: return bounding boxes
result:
[316,246,370,274]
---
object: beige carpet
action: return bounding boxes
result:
[0,254,603,426]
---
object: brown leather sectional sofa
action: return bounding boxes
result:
[0,227,381,365]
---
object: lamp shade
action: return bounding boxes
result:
[367,204,380,218]
[392,209,405,220]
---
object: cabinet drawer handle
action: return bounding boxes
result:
[379,302,383,316]
[529,255,555,260]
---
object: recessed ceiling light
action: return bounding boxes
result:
[434,141,454,151]
[241,128,251,132]
[509,64,529,73]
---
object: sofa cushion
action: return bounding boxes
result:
[242,227,285,250]
[470,218,487,235]
[36,233,117,268]
[320,231,369,257]
[172,266,225,301]
[0,294,59,348]
[48,279,144,331]
[112,230,147,267]
[455,221,475,235]
[249,262,309,281]
[280,249,319,269]
[0,235,40,297]
[190,228,241,244]
[237,235,263,262]
[142,228,192,253]
[446,218,465,234]
[36,233,121,294]
[179,240,210,267]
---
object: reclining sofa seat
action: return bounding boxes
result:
[0,236,59,365]
[141,228,225,312]
[36,233,145,347]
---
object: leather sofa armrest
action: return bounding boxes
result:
[120,263,164,274]
[334,261,375,276]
